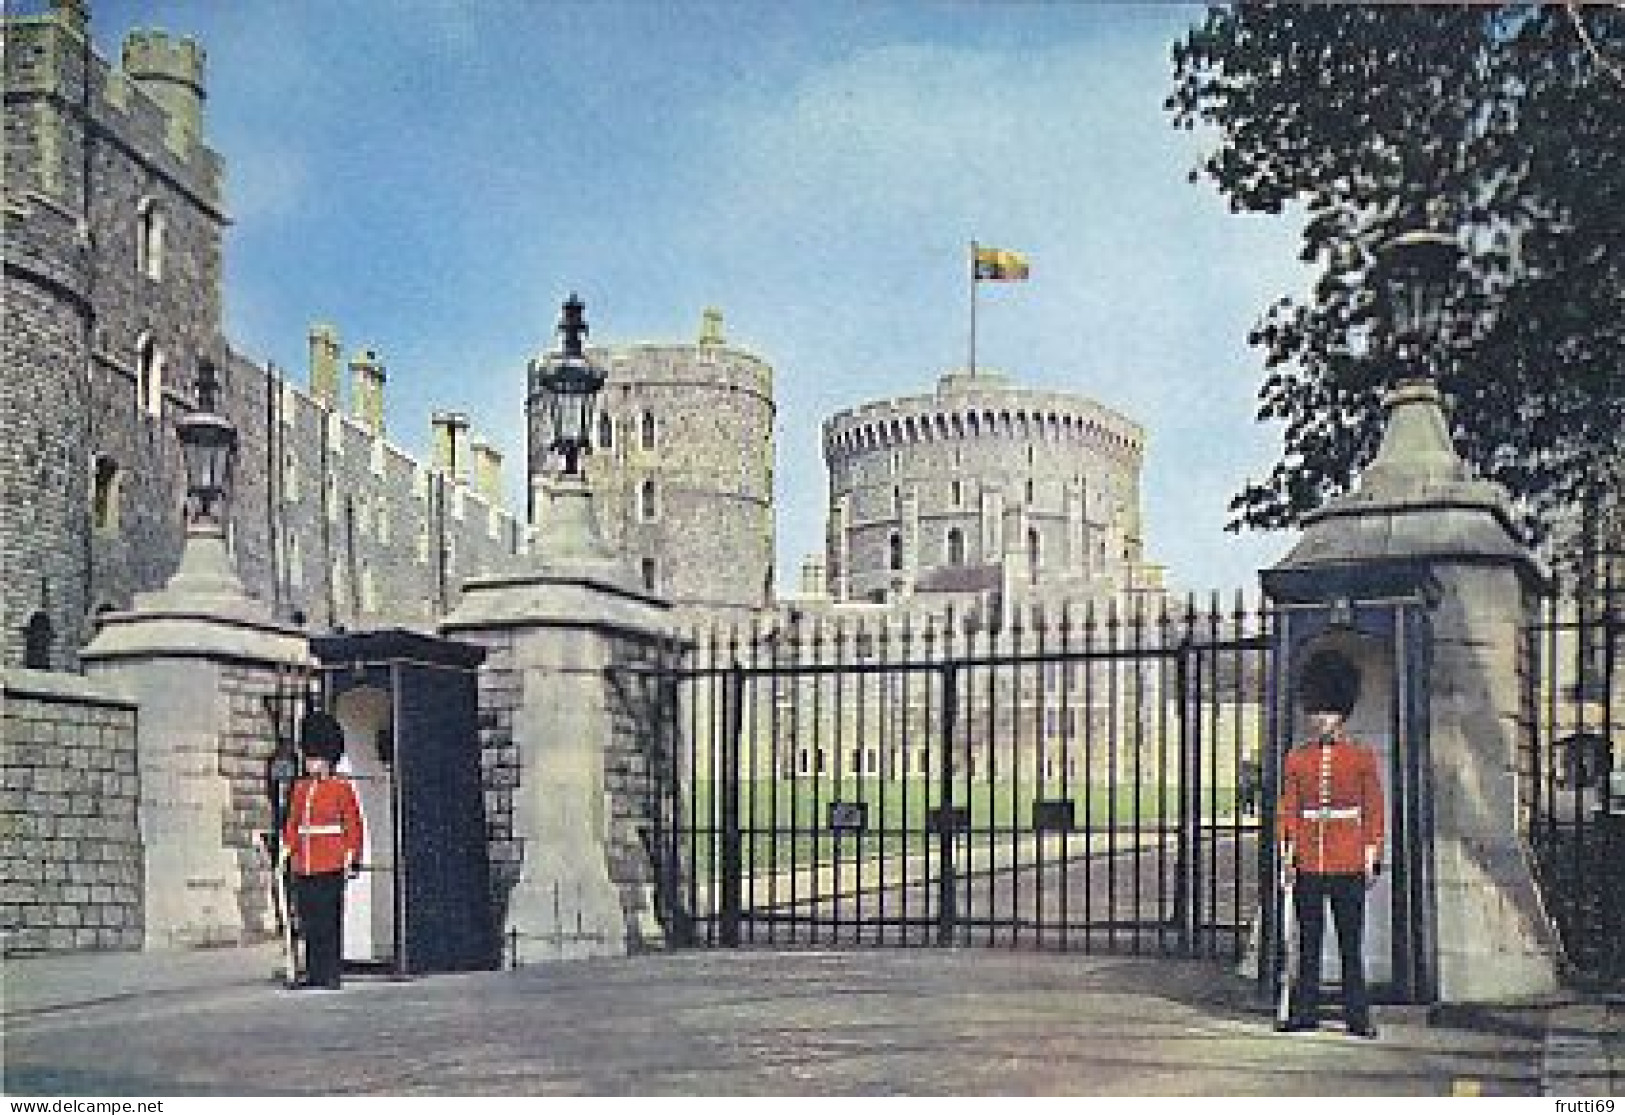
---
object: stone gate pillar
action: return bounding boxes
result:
[1266,377,1560,1003]
[443,474,672,964]
[81,526,307,949]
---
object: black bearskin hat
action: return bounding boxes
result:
[1297,648,1361,717]
[298,709,345,761]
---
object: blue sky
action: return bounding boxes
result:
[91,0,1314,597]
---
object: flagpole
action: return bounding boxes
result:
[969,240,978,379]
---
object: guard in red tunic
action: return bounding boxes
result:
[1276,649,1384,1037]
[281,710,364,990]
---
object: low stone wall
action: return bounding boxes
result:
[1,669,142,953]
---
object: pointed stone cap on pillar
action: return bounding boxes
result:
[1266,377,1543,598]
[82,529,307,666]
[444,474,669,636]
[1358,378,1472,493]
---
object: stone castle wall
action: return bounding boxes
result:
[535,335,776,619]
[3,6,223,670]
[224,346,526,636]
[3,5,527,673]
[822,371,1148,604]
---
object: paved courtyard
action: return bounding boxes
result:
[6,946,1597,1097]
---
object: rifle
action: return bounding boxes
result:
[258,831,299,987]
[1277,865,1297,1026]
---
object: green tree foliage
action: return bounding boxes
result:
[1167,4,1624,540]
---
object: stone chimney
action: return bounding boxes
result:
[349,348,386,436]
[308,323,340,407]
[432,412,471,484]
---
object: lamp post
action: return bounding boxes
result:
[1359,226,1470,493]
[176,358,238,532]
[527,294,613,565]
[531,293,606,478]
[1374,228,1461,381]
[168,356,246,597]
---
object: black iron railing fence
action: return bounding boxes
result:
[1525,553,1624,989]
[650,593,1273,958]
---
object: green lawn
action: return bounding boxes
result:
[673,778,1243,875]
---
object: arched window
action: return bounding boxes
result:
[888,531,904,571]
[947,527,965,567]
[639,479,657,522]
[136,197,165,281]
[597,411,614,450]
[23,611,53,670]
[92,455,121,532]
[640,411,657,451]
[134,334,162,417]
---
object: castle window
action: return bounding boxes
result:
[282,449,300,502]
[639,479,658,522]
[1026,478,1035,504]
[640,411,657,451]
[888,531,903,571]
[287,532,304,588]
[947,527,965,567]
[92,456,121,532]
[598,411,614,450]
[135,334,163,417]
[136,197,165,282]
[23,611,53,670]
[952,479,963,507]
[641,557,658,593]
[1028,527,1042,585]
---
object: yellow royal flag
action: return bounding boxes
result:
[973,245,1030,282]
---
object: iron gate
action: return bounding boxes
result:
[653,595,1273,958]
[1525,553,1623,989]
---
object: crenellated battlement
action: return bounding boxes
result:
[822,369,1144,466]
[120,29,205,93]
[593,341,774,404]
[2,9,221,209]
[118,28,209,168]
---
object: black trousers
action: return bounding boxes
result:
[1290,872,1370,1026]
[292,871,345,988]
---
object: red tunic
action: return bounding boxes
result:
[1277,738,1385,875]
[282,776,364,877]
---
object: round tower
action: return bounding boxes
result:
[821,370,1147,604]
[528,309,775,617]
[121,30,206,149]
